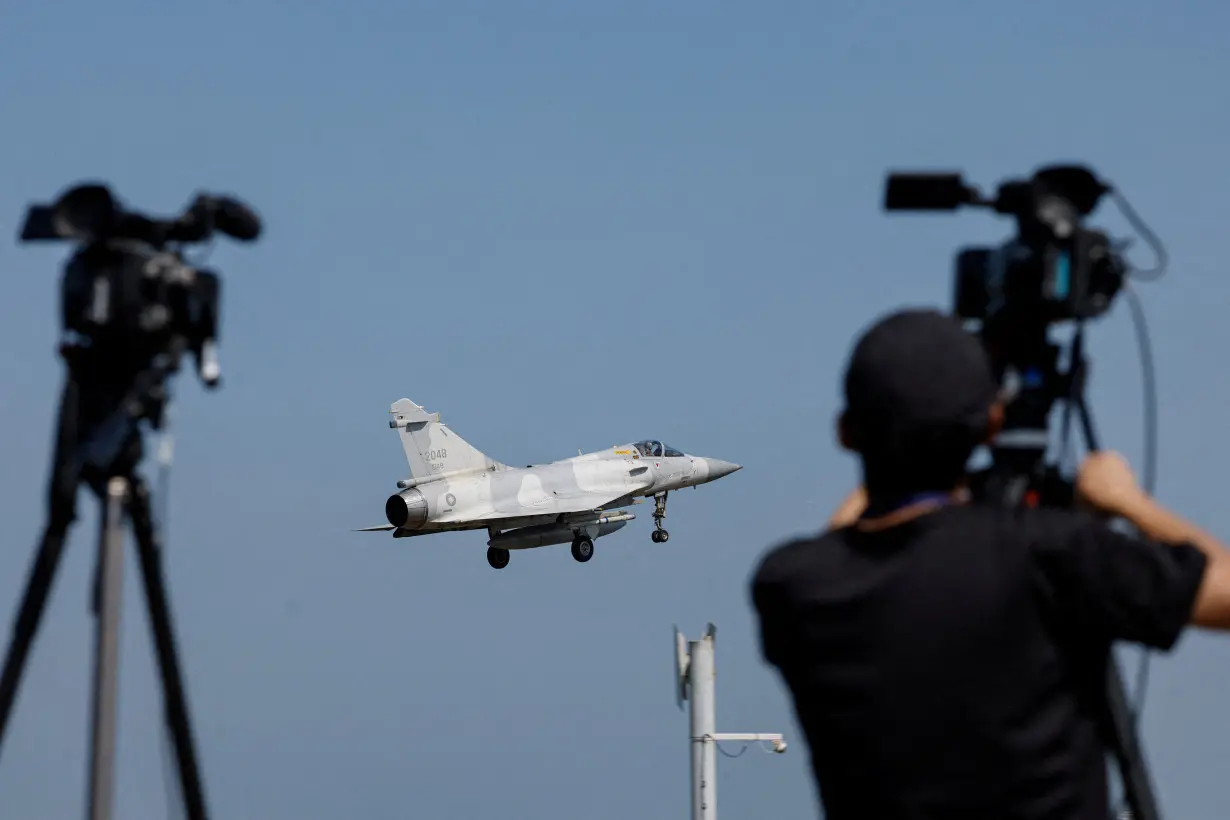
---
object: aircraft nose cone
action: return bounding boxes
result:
[703,458,741,481]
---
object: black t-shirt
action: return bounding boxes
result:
[750,504,1207,820]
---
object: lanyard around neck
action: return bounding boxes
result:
[860,491,956,521]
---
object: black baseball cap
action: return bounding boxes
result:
[843,307,998,436]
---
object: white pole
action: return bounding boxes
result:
[676,624,786,820]
[689,625,717,820]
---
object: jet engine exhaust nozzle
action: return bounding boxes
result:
[385,488,429,530]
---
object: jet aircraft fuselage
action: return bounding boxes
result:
[358,398,741,568]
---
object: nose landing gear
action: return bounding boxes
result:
[651,491,670,543]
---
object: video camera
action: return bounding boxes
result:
[881,164,1143,507]
[18,182,261,392]
[883,164,1128,329]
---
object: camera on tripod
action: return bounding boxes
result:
[18,182,261,393]
[0,183,262,820]
[881,164,1141,507]
[880,163,1166,820]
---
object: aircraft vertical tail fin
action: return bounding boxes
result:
[388,398,503,481]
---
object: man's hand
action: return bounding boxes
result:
[1075,451,1147,518]
[1074,450,1230,631]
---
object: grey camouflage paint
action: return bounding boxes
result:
[357,398,741,559]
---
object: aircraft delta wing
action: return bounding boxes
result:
[357,398,741,569]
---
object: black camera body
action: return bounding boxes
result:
[884,164,1128,331]
[59,241,222,376]
[19,183,260,390]
[953,227,1126,325]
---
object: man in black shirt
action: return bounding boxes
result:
[749,308,1230,820]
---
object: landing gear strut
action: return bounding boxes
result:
[487,546,510,569]
[650,491,670,543]
[571,537,594,562]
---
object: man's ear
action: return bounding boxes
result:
[837,409,856,452]
[984,400,1005,444]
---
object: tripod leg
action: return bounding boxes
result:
[0,523,76,753]
[126,478,209,820]
[1074,393,1101,454]
[87,478,129,820]
[1106,658,1161,820]
[0,378,83,754]
[1073,394,1162,820]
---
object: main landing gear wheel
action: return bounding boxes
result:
[487,547,510,569]
[571,537,594,563]
[651,491,670,543]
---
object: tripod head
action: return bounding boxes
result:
[881,164,1137,508]
[18,182,262,475]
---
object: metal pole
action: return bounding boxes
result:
[87,477,127,820]
[676,623,786,820]
[689,625,717,820]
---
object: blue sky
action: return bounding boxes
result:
[1,1,1228,817]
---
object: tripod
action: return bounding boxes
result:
[0,339,209,820]
[971,327,1160,820]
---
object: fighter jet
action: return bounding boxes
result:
[356,398,741,568]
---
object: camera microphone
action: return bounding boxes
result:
[205,196,262,242]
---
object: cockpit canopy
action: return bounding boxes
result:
[633,440,685,458]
